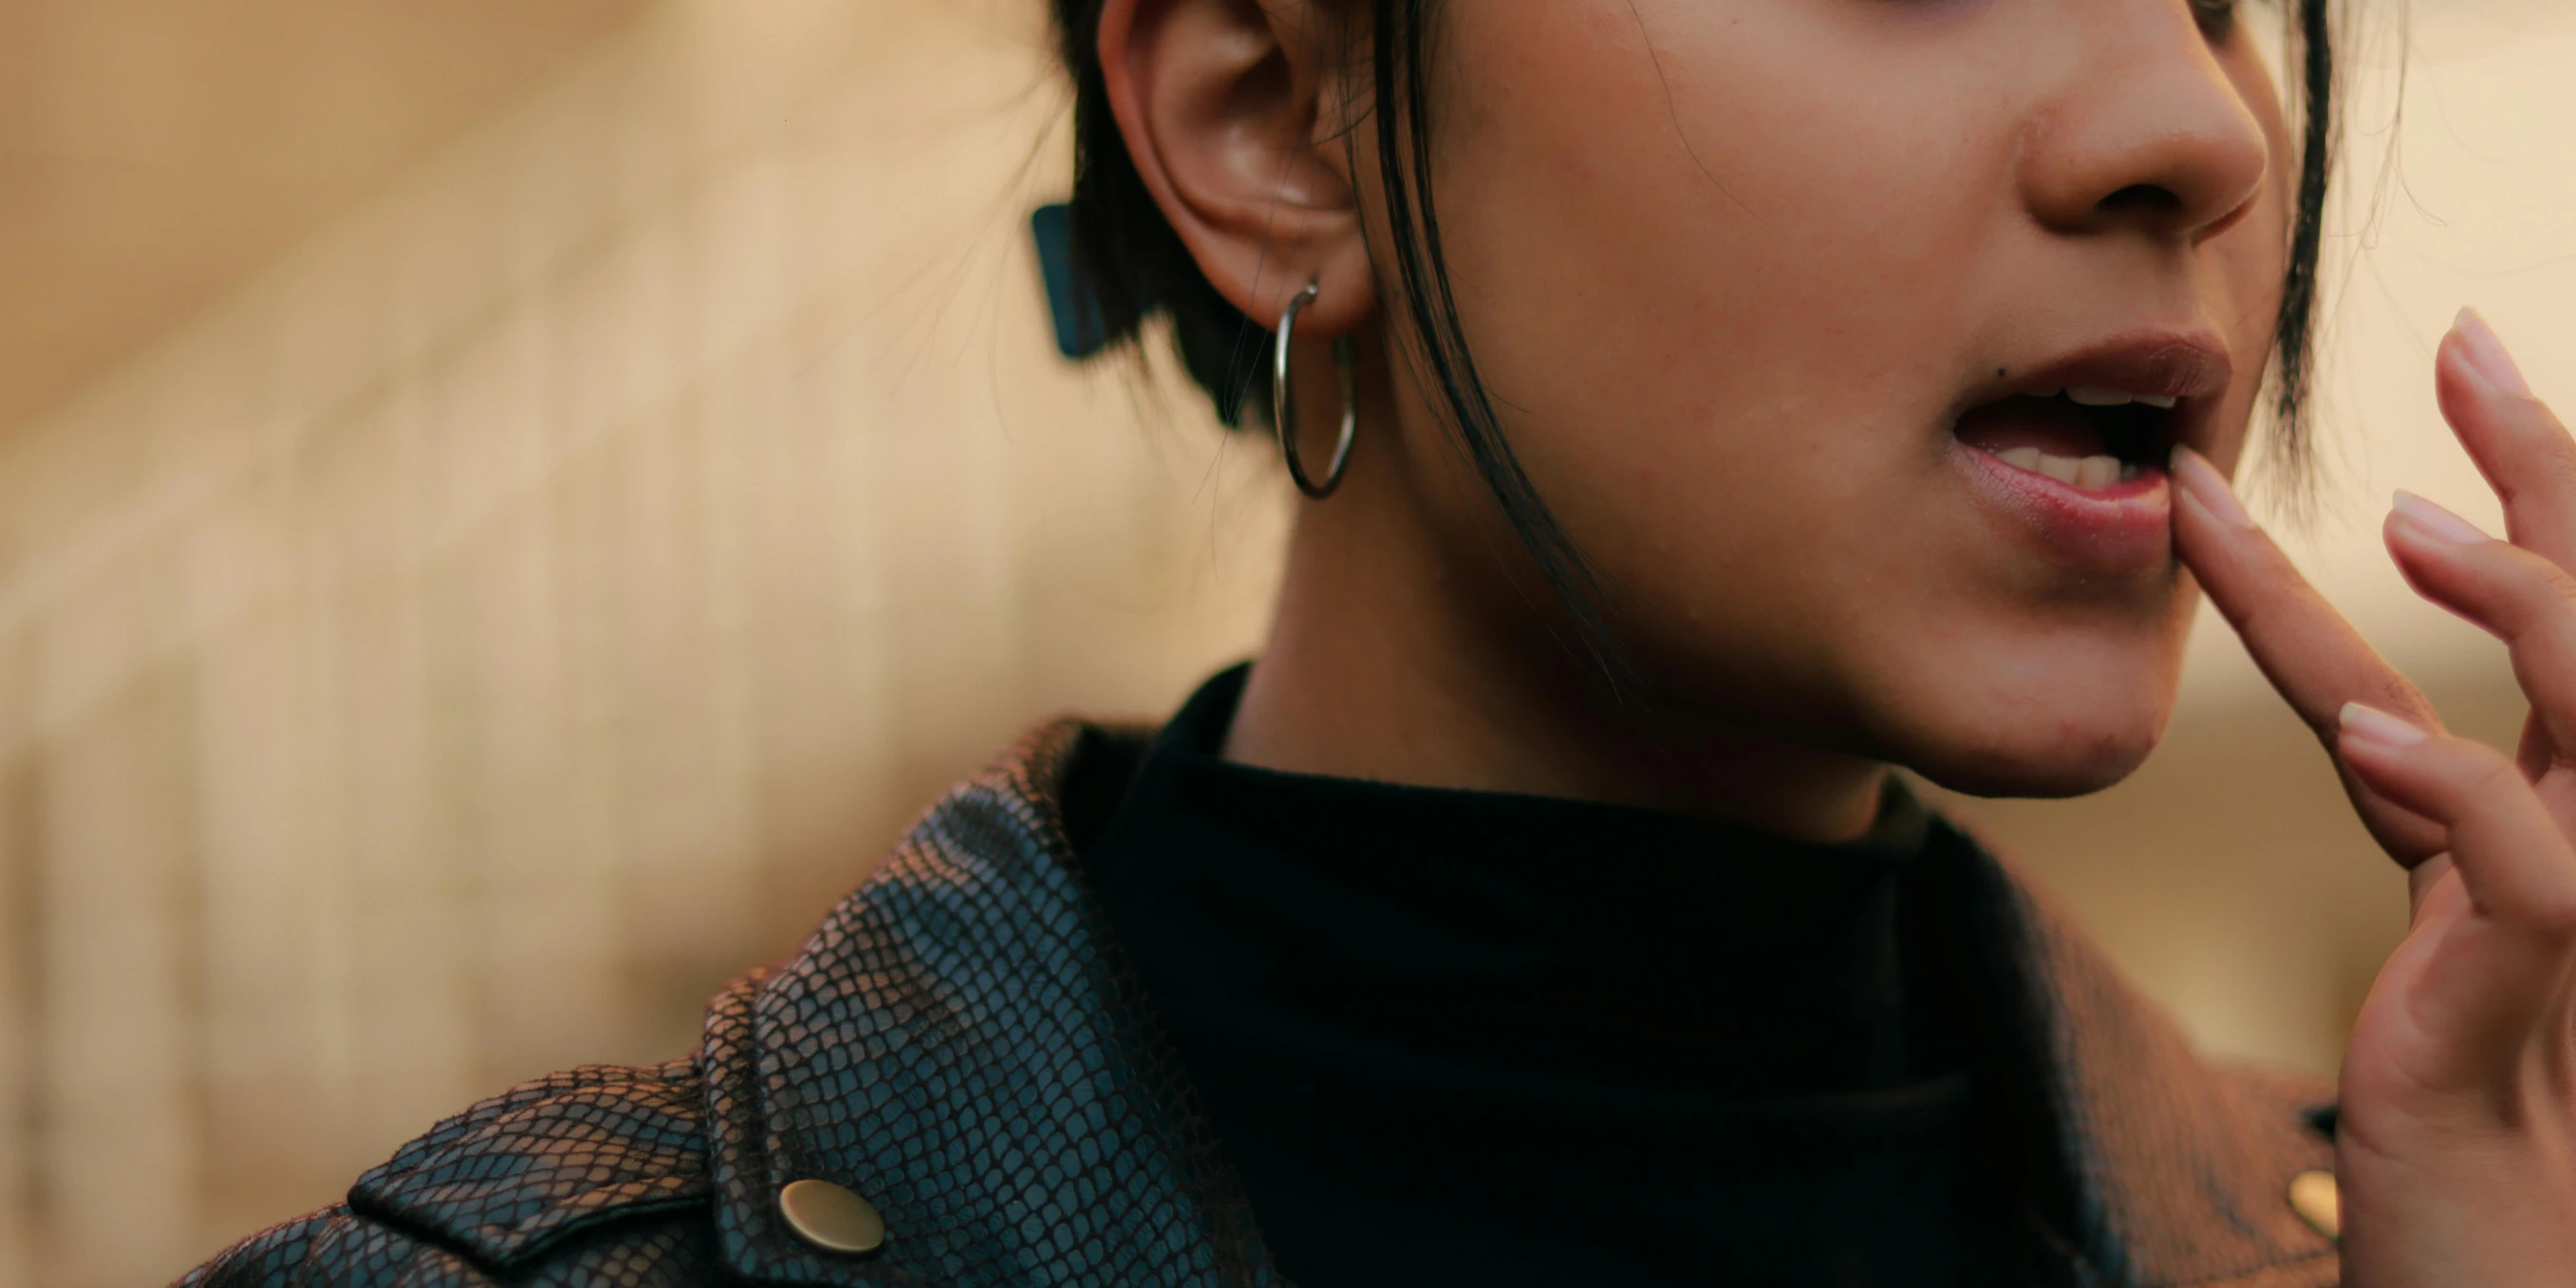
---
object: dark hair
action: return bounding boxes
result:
[1050,1,2339,691]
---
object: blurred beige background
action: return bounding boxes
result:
[0,1,2569,1284]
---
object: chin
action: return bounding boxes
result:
[1876,663,2177,802]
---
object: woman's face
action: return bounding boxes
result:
[1358,0,2294,797]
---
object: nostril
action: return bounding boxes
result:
[2098,183,2185,217]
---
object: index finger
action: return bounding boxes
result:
[2171,444,2450,866]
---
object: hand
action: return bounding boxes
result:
[2174,308,2576,1286]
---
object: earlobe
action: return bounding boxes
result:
[1096,0,1375,336]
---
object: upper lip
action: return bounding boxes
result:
[1959,329,2235,454]
[2007,331,2233,401]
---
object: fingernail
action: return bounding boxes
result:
[2453,307,2534,398]
[2170,444,2256,529]
[2390,490,2492,545]
[2340,701,2430,750]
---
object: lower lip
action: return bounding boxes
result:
[1951,439,2172,575]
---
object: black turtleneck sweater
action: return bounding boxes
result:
[1079,665,2024,1287]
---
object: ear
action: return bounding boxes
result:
[1097,0,1374,337]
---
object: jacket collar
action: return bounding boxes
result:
[1939,809,2342,1285]
[701,719,2338,1288]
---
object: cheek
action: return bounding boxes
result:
[2198,44,2298,472]
[1408,2,2026,648]
[1387,3,2256,785]
[1424,1,2018,508]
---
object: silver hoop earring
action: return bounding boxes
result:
[1273,281,1358,499]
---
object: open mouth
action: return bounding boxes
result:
[1953,385,2178,492]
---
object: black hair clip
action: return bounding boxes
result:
[1031,204,1117,360]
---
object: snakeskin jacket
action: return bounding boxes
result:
[177,719,2344,1288]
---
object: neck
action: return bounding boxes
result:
[1222,384,1891,845]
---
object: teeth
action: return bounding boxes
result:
[2064,385,2179,410]
[1989,445,2133,491]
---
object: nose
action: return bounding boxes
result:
[2018,3,2271,246]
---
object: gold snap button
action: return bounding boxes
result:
[778,1178,887,1256]
[2287,1168,2340,1241]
